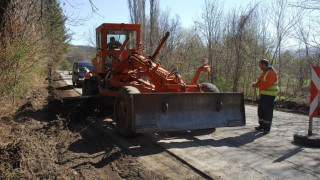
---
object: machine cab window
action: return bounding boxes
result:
[106,30,137,51]
[96,31,102,50]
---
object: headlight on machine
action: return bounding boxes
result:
[204,66,211,72]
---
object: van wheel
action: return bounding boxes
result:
[88,79,98,95]
[83,78,98,96]
[82,80,88,96]
[76,81,81,88]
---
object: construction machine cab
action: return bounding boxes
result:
[94,24,141,77]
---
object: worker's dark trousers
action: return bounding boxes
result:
[258,95,276,131]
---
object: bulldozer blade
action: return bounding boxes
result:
[132,93,245,133]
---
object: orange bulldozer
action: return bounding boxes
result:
[82,23,245,136]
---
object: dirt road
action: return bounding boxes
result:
[1,71,320,179]
[1,72,209,179]
[59,71,320,179]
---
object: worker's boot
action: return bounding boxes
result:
[255,126,263,131]
[263,127,270,134]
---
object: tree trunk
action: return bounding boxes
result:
[278,43,281,99]
[208,40,214,83]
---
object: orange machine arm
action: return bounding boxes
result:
[191,65,211,84]
[151,32,170,60]
[107,31,210,93]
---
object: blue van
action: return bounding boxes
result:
[72,61,93,87]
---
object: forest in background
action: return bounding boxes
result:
[0,0,68,115]
[60,45,96,70]
[1,0,320,115]
[126,0,320,103]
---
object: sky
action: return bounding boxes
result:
[60,0,256,45]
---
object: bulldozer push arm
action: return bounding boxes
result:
[86,23,245,136]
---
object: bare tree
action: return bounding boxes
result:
[223,5,257,92]
[85,27,96,47]
[148,0,160,53]
[126,0,182,64]
[195,0,224,83]
[293,0,320,11]
[157,10,182,62]
[269,0,302,98]
[128,0,146,43]
[128,0,146,24]
[293,0,320,51]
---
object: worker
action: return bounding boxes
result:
[251,59,278,134]
[84,67,91,80]
[107,37,122,50]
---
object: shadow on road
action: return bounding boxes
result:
[67,119,165,170]
[55,85,75,91]
[273,145,303,163]
[155,130,267,149]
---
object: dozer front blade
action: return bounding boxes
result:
[131,92,245,133]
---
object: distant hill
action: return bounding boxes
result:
[66,45,96,64]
